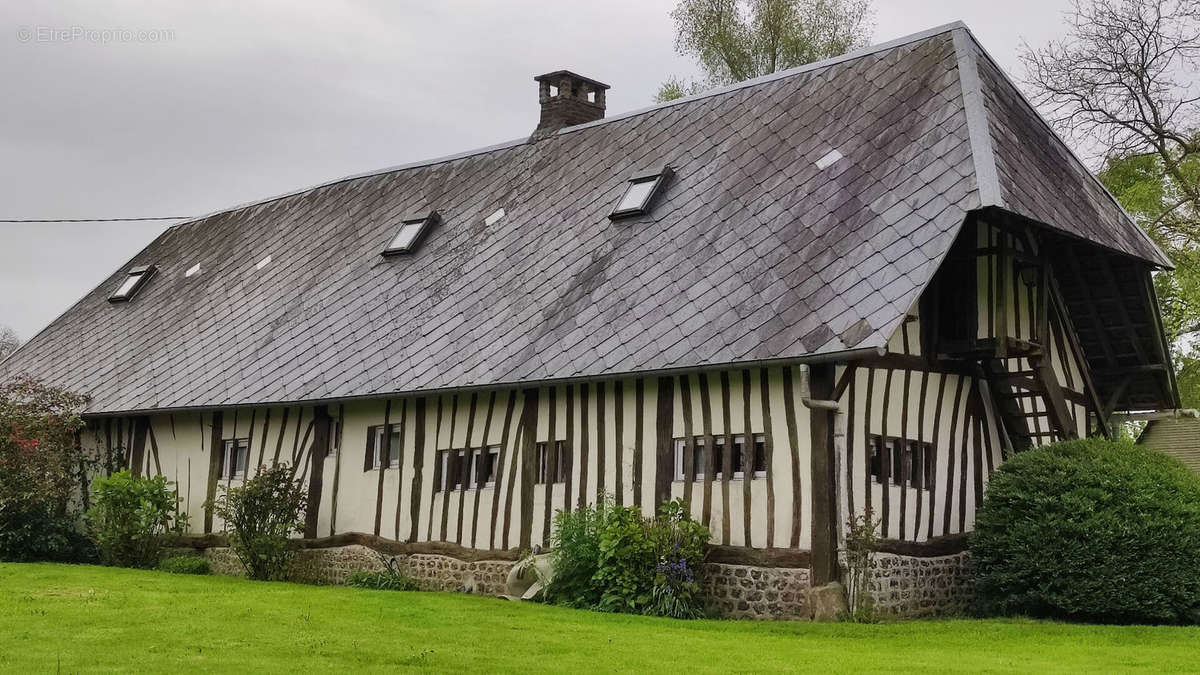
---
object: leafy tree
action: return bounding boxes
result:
[0,375,92,561]
[656,0,873,102]
[1023,0,1200,406]
[0,325,20,361]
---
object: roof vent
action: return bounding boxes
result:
[532,70,609,139]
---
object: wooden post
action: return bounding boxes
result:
[203,410,224,534]
[808,364,839,586]
[304,405,331,538]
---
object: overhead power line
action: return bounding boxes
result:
[0,216,189,223]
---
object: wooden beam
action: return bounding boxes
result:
[303,405,330,538]
[808,364,838,586]
[1060,246,1119,369]
[1046,267,1110,438]
[1030,354,1078,441]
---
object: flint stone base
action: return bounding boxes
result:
[869,551,971,617]
[700,562,811,620]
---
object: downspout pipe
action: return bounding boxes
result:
[798,363,845,586]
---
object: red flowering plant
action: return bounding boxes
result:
[0,375,91,561]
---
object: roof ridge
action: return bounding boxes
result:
[953,24,1171,268]
[951,27,1004,208]
[163,21,970,234]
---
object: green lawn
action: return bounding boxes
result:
[0,564,1196,673]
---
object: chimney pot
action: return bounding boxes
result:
[532,70,609,139]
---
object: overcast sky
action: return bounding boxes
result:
[0,0,1078,341]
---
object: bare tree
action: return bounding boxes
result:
[0,325,19,361]
[1022,0,1200,243]
[1022,0,1200,406]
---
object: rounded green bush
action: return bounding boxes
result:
[158,555,211,575]
[970,438,1200,624]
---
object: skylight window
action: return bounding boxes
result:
[382,211,439,256]
[108,265,155,303]
[610,167,672,220]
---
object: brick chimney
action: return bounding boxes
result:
[532,70,610,138]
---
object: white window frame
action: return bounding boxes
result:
[751,433,767,479]
[373,425,399,469]
[470,446,500,489]
[328,418,341,457]
[221,438,248,480]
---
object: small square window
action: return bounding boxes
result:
[108,265,155,302]
[471,446,500,489]
[220,438,249,480]
[535,441,570,484]
[673,437,709,482]
[609,167,672,219]
[370,424,400,469]
[382,212,438,256]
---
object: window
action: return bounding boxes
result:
[609,167,672,219]
[536,441,570,484]
[674,434,764,481]
[366,424,400,470]
[673,437,708,481]
[108,265,155,302]
[220,438,249,480]
[438,449,465,491]
[472,446,500,489]
[869,435,934,490]
[327,418,341,457]
[382,211,438,255]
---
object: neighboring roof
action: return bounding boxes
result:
[0,23,1171,414]
[1139,417,1200,473]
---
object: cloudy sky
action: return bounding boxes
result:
[0,0,1078,341]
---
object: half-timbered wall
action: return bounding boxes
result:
[80,367,826,551]
[836,363,1003,542]
[82,328,1076,551]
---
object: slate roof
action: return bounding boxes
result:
[1,23,1171,414]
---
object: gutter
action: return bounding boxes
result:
[1110,408,1200,424]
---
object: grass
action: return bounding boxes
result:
[1,564,1198,673]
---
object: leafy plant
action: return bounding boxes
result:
[0,376,91,562]
[647,499,710,619]
[544,501,608,608]
[86,471,186,568]
[971,438,1200,624]
[841,507,879,623]
[159,555,211,575]
[346,555,420,591]
[208,463,307,581]
[594,502,656,613]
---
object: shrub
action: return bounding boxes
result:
[594,503,655,613]
[0,376,90,562]
[86,471,187,568]
[971,438,1200,624]
[159,555,211,575]
[545,497,710,618]
[0,503,94,563]
[647,499,710,619]
[544,501,607,608]
[346,556,420,591]
[208,463,307,581]
[840,507,880,623]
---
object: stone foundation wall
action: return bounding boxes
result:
[179,544,817,619]
[870,552,971,617]
[178,545,515,594]
[702,563,810,620]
